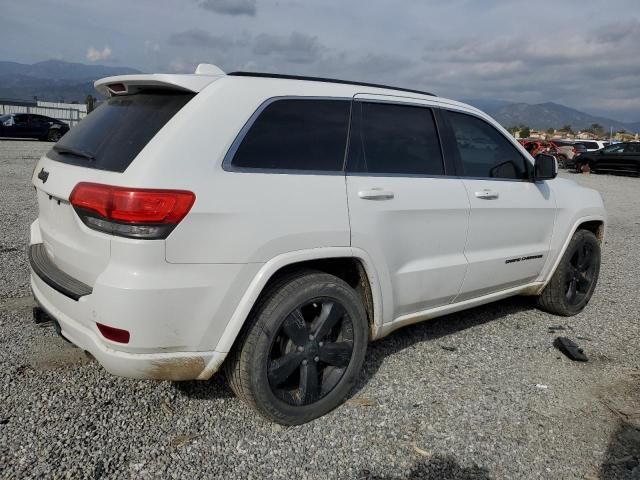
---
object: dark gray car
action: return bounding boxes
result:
[0,113,69,141]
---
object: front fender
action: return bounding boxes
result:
[537,179,606,287]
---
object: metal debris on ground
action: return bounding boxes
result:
[554,337,588,362]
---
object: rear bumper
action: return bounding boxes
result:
[30,275,226,380]
[28,217,260,380]
[29,243,92,300]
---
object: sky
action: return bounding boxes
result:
[1,0,639,121]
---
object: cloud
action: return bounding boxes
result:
[197,0,256,16]
[144,40,160,53]
[168,29,235,49]
[253,32,322,64]
[168,58,197,73]
[86,46,112,62]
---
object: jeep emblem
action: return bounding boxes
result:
[37,168,49,183]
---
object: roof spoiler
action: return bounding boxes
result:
[94,64,225,97]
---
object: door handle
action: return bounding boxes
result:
[358,189,395,200]
[474,189,499,200]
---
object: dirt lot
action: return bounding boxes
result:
[0,139,639,479]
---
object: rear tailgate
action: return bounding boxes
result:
[31,89,197,287]
[32,160,115,286]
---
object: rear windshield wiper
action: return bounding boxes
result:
[53,144,95,161]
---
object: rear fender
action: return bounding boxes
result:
[208,247,385,359]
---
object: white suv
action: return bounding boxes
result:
[29,65,606,424]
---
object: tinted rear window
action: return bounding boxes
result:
[581,142,599,149]
[230,99,350,172]
[48,91,194,172]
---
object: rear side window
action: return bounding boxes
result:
[581,142,599,150]
[347,101,444,175]
[48,91,194,173]
[443,110,529,180]
[230,99,350,172]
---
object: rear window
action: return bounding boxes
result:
[48,91,194,172]
[230,98,350,172]
[347,101,444,175]
[581,142,599,150]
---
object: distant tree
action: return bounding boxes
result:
[519,126,531,138]
[546,128,555,135]
[588,123,605,138]
[506,125,520,137]
[559,124,573,134]
[85,94,96,113]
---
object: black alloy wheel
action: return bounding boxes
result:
[225,270,369,425]
[48,129,62,142]
[536,229,601,316]
[565,241,597,306]
[267,298,354,406]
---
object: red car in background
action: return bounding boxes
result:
[519,139,559,157]
[518,139,587,168]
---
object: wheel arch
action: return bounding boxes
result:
[211,248,384,359]
[539,215,606,292]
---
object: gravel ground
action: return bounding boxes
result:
[1,139,639,479]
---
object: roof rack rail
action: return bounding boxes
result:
[227,71,434,97]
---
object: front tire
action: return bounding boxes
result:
[225,271,369,425]
[537,230,601,316]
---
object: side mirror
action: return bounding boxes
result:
[534,154,557,181]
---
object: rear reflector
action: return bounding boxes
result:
[96,322,130,344]
[70,182,195,239]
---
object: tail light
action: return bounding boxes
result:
[69,182,195,239]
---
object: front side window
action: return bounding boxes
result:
[230,99,350,172]
[347,101,444,175]
[444,110,529,180]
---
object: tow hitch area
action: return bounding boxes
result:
[33,306,68,341]
[33,306,52,324]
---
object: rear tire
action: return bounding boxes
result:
[536,230,600,316]
[225,270,368,425]
[557,154,567,169]
[47,129,62,142]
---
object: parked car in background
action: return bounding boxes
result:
[576,142,640,176]
[520,139,558,158]
[0,113,69,141]
[553,140,587,168]
[579,140,608,152]
[28,65,606,424]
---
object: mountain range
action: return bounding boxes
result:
[464,99,640,133]
[0,60,638,132]
[0,60,140,103]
